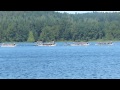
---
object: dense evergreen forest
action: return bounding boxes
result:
[0,11,120,42]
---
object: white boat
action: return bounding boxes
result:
[1,43,16,47]
[37,44,56,46]
[36,41,56,46]
[95,41,113,45]
[70,42,89,46]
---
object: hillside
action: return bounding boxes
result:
[0,11,120,42]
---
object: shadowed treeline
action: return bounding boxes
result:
[0,11,120,42]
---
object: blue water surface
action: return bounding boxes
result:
[0,42,120,79]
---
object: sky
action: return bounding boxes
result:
[56,11,120,14]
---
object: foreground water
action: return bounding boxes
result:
[0,42,120,79]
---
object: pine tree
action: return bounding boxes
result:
[27,31,35,42]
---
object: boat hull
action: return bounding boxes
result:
[1,45,16,47]
[37,44,56,46]
[71,44,89,46]
[1,43,16,47]
[95,43,113,45]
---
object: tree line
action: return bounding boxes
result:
[0,11,120,42]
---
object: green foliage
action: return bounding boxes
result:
[0,11,120,42]
[27,31,35,42]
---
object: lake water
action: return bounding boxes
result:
[0,42,120,79]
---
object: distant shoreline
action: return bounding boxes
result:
[56,39,119,42]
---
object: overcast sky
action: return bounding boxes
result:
[56,11,120,14]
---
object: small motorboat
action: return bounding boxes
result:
[1,43,16,47]
[70,42,89,46]
[36,41,56,46]
[95,41,113,45]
